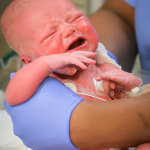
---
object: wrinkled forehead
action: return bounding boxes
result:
[12,0,80,44]
[17,0,80,36]
[23,0,79,21]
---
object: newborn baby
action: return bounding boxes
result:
[1,0,144,150]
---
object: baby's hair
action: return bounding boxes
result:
[1,0,31,56]
[1,12,20,54]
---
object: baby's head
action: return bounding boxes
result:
[1,0,99,64]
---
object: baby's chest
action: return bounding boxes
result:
[51,65,110,101]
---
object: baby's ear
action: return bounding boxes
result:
[20,56,33,64]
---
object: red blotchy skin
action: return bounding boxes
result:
[16,0,99,62]
[52,63,112,102]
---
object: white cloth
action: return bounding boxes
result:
[0,110,32,150]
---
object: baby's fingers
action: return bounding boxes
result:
[73,55,96,65]
[115,84,129,91]
[71,51,97,58]
[95,76,102,81]
[98,72,118,82]
[103,80,116,93]
[103,80,110,93]
[95,71,114,81]
[69,58,88,70]
[65,68,77,75]
[110,82,116,90]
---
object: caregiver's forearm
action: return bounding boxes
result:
[70,92,150,149]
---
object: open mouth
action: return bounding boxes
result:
[68,38,85,50]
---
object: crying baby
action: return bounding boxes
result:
[1,0,142,150]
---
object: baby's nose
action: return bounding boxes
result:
[62,24,76,38]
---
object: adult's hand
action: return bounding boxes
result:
[5,77,84,150]
[5,52,150,150]
[4,49,118,150]
[4,79,150,149]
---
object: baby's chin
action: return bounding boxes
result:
[86,41,99,53]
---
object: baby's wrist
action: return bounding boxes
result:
[38,56,53,74]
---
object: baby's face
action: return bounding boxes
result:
[17,0,99,59]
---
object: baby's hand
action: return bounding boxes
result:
[96,69,141,93]
[45,51,96,75]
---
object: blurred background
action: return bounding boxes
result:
[0,0,21,109]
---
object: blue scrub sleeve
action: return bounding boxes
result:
[124,0,136,7]
[4,77,83,150]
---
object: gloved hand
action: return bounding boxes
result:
[4,77,83,150]
[4,51,117,150]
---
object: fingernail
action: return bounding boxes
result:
[109,90,114,97]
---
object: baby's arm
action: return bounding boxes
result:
[96,68,141,94]
[5,51,96,106]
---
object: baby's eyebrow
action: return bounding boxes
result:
[50,22,59,29]
[64,11,83,22]
[40,22,59,43]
